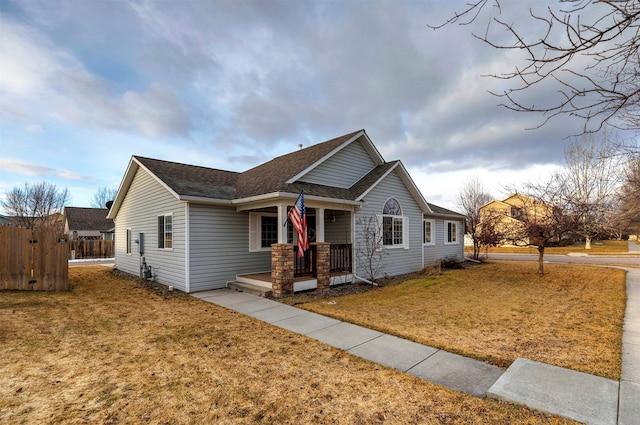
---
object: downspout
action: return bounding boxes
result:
[353,274,379,286]
[184,202,190,293]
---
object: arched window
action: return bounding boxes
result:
[383,198,402,216]
[381,198,407,248]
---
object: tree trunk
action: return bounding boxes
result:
[537,245,545,275]
[585,235,591,250]
[473,240,480,260]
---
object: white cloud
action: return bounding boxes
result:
[0,16,189,138]
[0,158,91,182]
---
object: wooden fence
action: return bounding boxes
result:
[0,226,69,291]
[69,240,114,259]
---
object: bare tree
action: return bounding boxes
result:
[500,189,576,275]
[2,182,70,231]
[616,155,640,238]
[477,208,505,256]
[557,129,623,249]
[90,187,118,209]
[432,1,640,132]
[354,215,386,284]
[457,176,493,259]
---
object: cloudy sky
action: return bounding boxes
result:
[1,0,634,211]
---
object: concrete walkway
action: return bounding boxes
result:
[192,267,640,425]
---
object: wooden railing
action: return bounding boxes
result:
[330,244,352,273]
[294,245,317,277]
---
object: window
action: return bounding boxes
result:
[249,213,279,252]
[423,219,434,245]
[158,214,173,249]
[446,221,458,244]
[379,198,409,249]
[126,229,132,254]
[261,216,278,248]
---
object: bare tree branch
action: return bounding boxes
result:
[434,0,640,133]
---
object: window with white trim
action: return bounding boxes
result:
[445,221,459,244]
[249,212,282,252]
[423,219,434,245]
[378,198,409,249]
[126,228,132,254]
[158,214,173,249]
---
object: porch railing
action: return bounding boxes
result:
[294,245,317,277]
[293,243,352,278]
[330,243,352,273]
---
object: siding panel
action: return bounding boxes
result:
[113,168,186,290]
[188,204,271,292]
[299,139,376,188]
[423,218,465,266]
[354,171,423,278]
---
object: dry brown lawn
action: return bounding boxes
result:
[300,261,626,380]
[0,266,577,424]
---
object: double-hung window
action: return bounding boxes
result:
[379,198,409,249]
[158,214,173,249]
[445,221,458,245]
[423,219,434,245]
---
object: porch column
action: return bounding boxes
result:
[315,242,330,292]
[271,243,294,298]
[316,208,325,242]
[277,204,286,243]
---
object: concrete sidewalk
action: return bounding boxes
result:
[193,267,640,425]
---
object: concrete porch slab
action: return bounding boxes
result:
[306,322,383,351]
[487,358,619,425]
[348,334,438,372]
[407,350,504,398]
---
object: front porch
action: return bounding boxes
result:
[230,243,353,297]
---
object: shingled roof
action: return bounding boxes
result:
[110,129,440,217]
[132,130,377,202]
[64,207,113,231]
[235,130,363,198]
[134,157,240,200]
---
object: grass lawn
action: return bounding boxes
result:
[299,261,626,380]
[467,239,630,255]
[0,266,577,424]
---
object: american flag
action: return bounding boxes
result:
[288,192,308,257]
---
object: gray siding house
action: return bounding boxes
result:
[107,130,464,293]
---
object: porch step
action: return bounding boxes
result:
[227,281,272,298]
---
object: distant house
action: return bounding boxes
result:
[479,193,554,245]
[0,213,64,232]
[107,130,465,295]
[63,207,114,240]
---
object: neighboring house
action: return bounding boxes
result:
[0,213,64,232]
[0,215,12,226]
[107,130,465,295]
[63,207,114,240]
[479,193,554,245]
